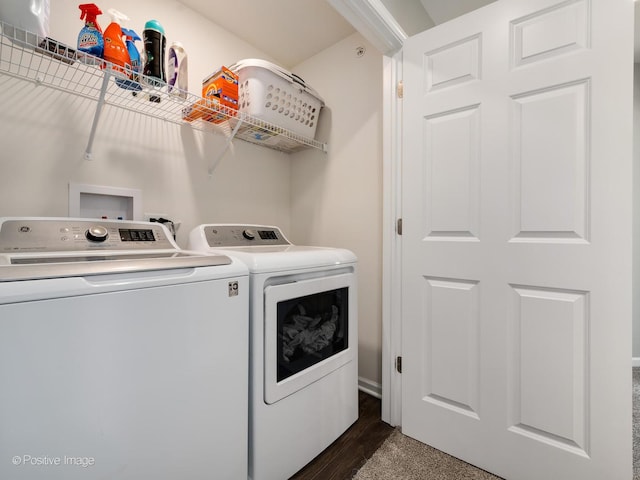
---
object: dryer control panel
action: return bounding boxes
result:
[202,225,291,247]
[0,218,175,253]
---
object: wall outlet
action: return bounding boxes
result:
[144,213,168,222]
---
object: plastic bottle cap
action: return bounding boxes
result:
[107,9,130,25]
[122,28,141,41]
[144,20,165,35]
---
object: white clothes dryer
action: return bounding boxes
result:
[188,224,358,480]
[0,217,249,480]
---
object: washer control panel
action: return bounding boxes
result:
[203,225,290,247]
[0,219,174,253]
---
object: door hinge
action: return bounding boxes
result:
[397,80,403,99]
[396,218,403,235]
[396,356,402,373]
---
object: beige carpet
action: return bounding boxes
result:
[633,368,640,479]
[356,374,640,480]
[354,429,503,480]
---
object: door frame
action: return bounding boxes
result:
[328,0,406,427]
[381,49,403,426]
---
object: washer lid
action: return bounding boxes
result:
[0,251,233,282]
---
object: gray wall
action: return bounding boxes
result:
[634,63,640,359]
[291,33,384,385]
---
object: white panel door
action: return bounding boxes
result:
[401,0,633,479]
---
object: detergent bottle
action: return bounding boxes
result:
[102,9,130,78]
[167,41,188,99]
[142,19,166,102]
[115,28,142,91]
[77,3,103,61]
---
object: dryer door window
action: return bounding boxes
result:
[276,286,348,382]
[264,272,356,404]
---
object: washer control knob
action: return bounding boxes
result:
[86,226,109,242]
[242,229,256,240]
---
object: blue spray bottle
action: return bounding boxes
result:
[77,3,104,62]
[115,28,142,91]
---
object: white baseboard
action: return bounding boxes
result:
[633,357,640,367]
[358,377,382,399]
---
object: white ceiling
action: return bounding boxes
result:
[176,0,355,68]
[178,0,640,67]
[177,0,495,68]
[419,0,495,24]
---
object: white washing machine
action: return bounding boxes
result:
[0,217,249,480]
[188,224,358,480]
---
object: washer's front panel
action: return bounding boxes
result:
[0,219,174,253]
[0,276,249,480]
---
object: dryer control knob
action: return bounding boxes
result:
[242,229,256,240]
[86,226,109,242]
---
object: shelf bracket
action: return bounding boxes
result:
[84,70,111,161]
[208,118,244,176]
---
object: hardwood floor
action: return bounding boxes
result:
[290,391,395,480]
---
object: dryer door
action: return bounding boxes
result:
[264,272,356,404]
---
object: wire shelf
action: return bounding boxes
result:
[0,21,327,156]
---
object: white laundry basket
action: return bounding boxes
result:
[230,59,324,139]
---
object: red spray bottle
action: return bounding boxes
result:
[77,3,103,61]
